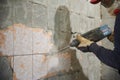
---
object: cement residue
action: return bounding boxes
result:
[54,6,72,50]
[41,6,89,80]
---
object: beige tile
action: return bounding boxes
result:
[14,55,32,80]
[0,27,14,56]
[33,29,53,54]
[33,55,48,80]
[14,24,32,55]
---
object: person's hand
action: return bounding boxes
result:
[107,32,114,43]
[76,34,93,52]
[76,34,93,46]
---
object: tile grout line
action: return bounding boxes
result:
[31,1,33,79]
[12,0,15,79]
[46,0,48,79]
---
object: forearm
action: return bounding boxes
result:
[89,43,120,69]
[88,13,120,70]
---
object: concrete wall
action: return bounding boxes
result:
[0,0,119,80]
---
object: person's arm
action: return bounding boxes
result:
[77,13,120,70]
[113,12,120,54]
[89,43,120,70]
[76,34,120,69]
[89,13,120,70]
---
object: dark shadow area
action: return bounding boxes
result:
[0,0,9,29]
[0,56,13,80]
[0,0,8,4]
[0,0,13,80]
[40,6,89,80]
[101,0,115,8]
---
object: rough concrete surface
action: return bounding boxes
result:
[0,0,119,80]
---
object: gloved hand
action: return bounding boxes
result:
[76,34,93,52]
[107,32,114,43]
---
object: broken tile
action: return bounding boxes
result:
[32,29,53,54]
[14,24,32,55]
[33,55,48,80]
[0,27,14,56]
[14,55,32,80]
